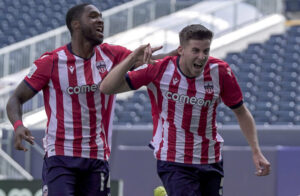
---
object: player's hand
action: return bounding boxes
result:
[132,44,162,68]
[252,152,271,176]
[14,126,35,152]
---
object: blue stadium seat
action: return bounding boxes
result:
[117,111,137,125]
[0,0,133,47]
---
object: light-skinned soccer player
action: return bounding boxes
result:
[100,24,271,196]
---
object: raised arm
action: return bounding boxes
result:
[232,104,271,176]
[100,44,160,94]
[6,81,37,151]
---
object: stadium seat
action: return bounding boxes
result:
[0,0,133,48]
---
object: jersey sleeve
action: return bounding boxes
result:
[219,63,243,109]
[126,61,162,90]
[24,53,54,92]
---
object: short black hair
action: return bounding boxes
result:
[66,3,90,35]
[179,24,213,45]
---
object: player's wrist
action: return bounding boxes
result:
[128,53,138,69]
[13,120,23,132]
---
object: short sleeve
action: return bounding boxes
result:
[24,53,54,92]
[126,61,163,90]
[219,63,243,108]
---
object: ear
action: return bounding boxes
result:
[178,46,183,55]
[71,20,80,32]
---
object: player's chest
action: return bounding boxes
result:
[51,59,112,94]
[157,75,221,106]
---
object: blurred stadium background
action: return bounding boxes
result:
[0,0,300,195]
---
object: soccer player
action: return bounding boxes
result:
[6,3,163,196]
[100,24,271,196]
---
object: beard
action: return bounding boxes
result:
[81,27,103,46]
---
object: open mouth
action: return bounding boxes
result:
[194,63,204,69]
[96,27,103,35]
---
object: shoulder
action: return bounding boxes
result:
[35,52,55,65]
[99,43,130,52]
[36,45,67,63]
[207,56,230,72]
[208,56,228,67]
[97,43,131,61]
[156,55,176,66]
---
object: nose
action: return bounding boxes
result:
[96,16,104,24]
[198,53,207,60]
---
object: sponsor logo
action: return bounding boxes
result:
[96,60,107,73]
[66,83,100,95]
[204,81,214,94]
[165,91,212,107]
[27,64,37,78]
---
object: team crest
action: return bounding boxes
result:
[204,81,214,94]
[96,60,107,73]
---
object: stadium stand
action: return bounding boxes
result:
[0,0,133,48]
[0,0,202,48]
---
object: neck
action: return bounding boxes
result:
[71,36,95,59]
[178,58,191,77]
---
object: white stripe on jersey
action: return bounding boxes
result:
[45,79,56,157]
[58,50,75,157]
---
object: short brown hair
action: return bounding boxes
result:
[179,24,213,45]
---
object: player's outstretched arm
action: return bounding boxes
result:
[232,104,271,176]
[6,81,36,151]
[100,44,160,94]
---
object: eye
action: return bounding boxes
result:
[192,48,199,53]
[204,49,210,55]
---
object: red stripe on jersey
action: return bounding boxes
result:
[198,65,214,164]
[166,68,181,162]
[66,52,82,157]
[212,101,220,162]
[183,78,196,164]
[155,60,170,115]
[43,86,50,133]
[148,89,158,143]
[100,93,107,160]
[52,53,65,155]
[83,60,98,159]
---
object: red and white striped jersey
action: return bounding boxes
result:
[24,43,131,160]
[127,56,243,164]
